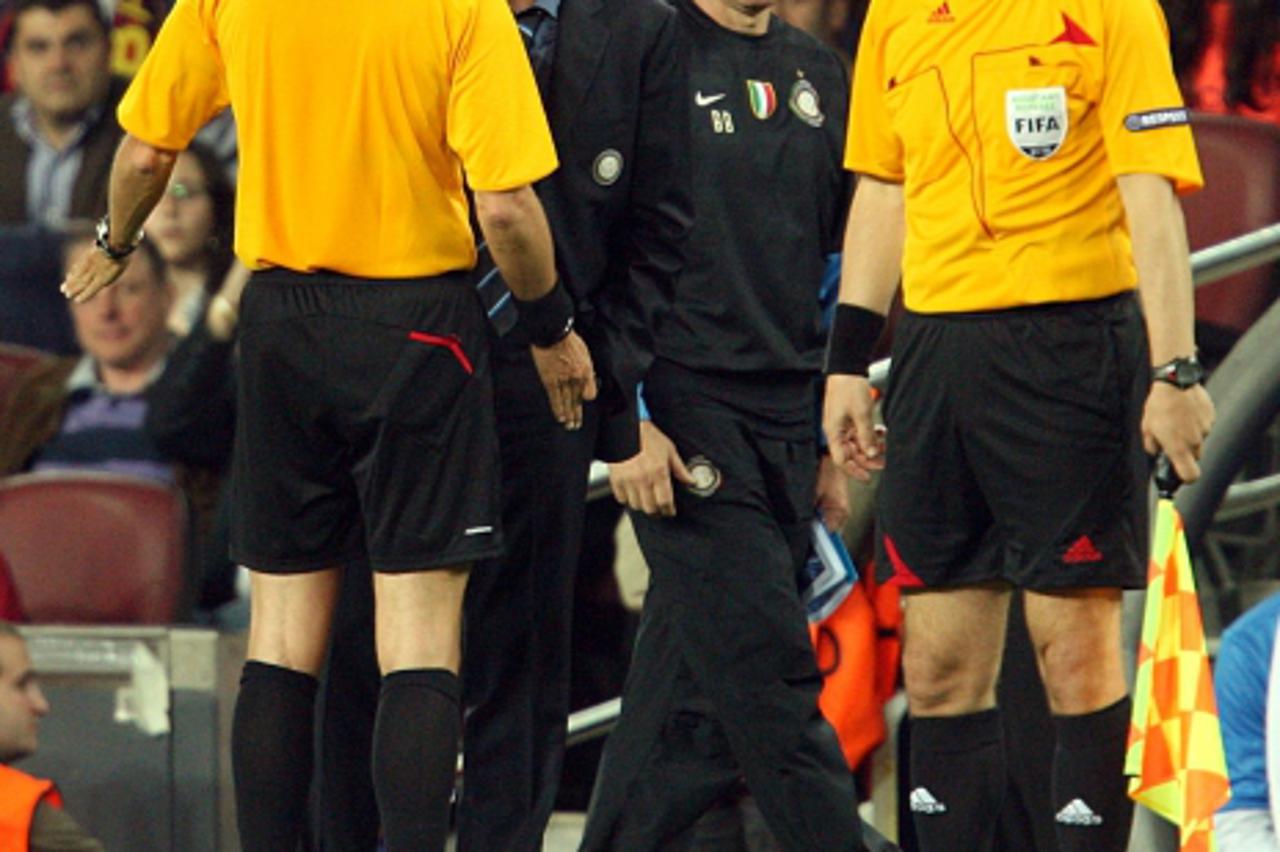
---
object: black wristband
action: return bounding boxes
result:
[516,278,576,347]
[824,304,886,375]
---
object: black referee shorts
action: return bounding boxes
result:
[876,292,1149,591]
[230,269,502,574]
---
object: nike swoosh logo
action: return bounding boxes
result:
[695,91,726,107]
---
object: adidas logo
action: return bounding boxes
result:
[909,787,948,815]
[1062,535,1103,564]
[1056,799,1103,826]
[927,1,955,23]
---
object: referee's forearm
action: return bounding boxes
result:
[107,134,179,251]
[1117,173,1197,364]
[474,185,557,301]
[837,175,905,314]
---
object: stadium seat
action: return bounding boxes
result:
[0,471,187,624]
[1182,113,1280,341]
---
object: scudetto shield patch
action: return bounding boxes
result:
[1005,86,1068,160]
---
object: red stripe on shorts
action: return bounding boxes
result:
[408,331,474,375]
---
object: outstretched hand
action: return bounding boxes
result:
[61,245,128,304]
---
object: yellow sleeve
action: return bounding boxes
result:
[447,0,558,192]
[1099,0,1203,194]
[844,0,903,181]
[116,0,230,150]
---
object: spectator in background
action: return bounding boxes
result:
[1214,590,1280,851]
[0,621,103,851]
[1214,0,1280,122]
[0,0,124,227]
[144,142,236,336]
[145,262,245,623]
[0,233,177,482]
[0,230,219,494]
[0,232,221,619]
[1165,0,1280,122]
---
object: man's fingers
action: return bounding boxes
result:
[825,421,843,458]
[558,379,583,430]
[853,416,880,461]
[608,470,628,506]
[1169,450,1201,484]
[637,480,661,516]
[668,451,695,485]
[582,369,598,402]
[653,473,675,516]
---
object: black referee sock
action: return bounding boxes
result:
[1051,697,1134,852]
[231,660,317,852]
[372,668,461,852]
[908,708,1005,852]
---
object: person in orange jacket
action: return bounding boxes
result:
[0,621,101,851]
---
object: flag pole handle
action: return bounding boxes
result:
[1154,454,1181,499]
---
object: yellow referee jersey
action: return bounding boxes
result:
[118,0,558,278]
[846,0,1203,313]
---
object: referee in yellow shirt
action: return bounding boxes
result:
[824,0,1215,850]
[60,1,596,849]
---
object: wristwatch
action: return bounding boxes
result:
[94,214,144,261]
[1151,355,1205,389]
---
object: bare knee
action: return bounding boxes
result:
[1025,588,1126,715]
[245,567,341,676]
[904,646,999,715]
[374,566,470,675]
[902,585,1009,716]
[1036,635,1125,714]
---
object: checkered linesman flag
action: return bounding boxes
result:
[1125,479,1231,852]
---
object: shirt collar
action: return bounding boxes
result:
[65,352,169,396]
[10,96,104,152]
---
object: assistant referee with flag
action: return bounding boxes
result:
[60,0,596,849]
[824,0,1215,850]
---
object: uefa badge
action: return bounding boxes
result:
[593,149,624,186]
[788,78,824,128]
[1006,87,1068,160]
[746,80,777,120]
[685,455,723,498]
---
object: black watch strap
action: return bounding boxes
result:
[95,215,143,261]
[1151,355,1205,389]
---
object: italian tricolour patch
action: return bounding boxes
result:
[746,80,777,120]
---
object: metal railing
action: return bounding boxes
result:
[568,221,1280,744]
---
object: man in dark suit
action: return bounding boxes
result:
[313,1,691,848]
[457,3,690,849]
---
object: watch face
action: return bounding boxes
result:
[1176,360,1205,387]
[1158,358,1204,388]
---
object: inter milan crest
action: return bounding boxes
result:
[745,80,777,120]
[593,148,624,186]
[685,455,723,498]
[788,78,824,127]
[1006,87,1068,160]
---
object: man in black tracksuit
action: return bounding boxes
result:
[582,1,883,849]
